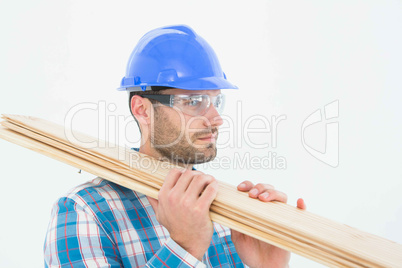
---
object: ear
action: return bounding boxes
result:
[130,95,152,125]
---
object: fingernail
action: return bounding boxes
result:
[250,188,258,196]
[239,183,246,189]
[260,192,269,199]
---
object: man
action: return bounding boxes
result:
[44,25,305,267]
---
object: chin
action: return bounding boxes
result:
[194,148,217,164]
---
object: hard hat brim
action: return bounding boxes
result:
[117,76,238,91]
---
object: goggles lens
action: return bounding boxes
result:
[141,93,225,116]
[172,94,225,116]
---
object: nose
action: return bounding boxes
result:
[204,105,223,128]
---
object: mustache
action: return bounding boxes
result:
[192,127,218,140]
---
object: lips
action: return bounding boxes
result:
[197,133,217,142]
[193,128,218,143]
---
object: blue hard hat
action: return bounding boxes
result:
[118,25,238,91]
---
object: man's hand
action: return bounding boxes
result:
[148,168,218,261]
[231,180,306,268]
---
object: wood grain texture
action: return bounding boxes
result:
[1,114,401,268]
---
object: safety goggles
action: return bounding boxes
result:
[141,94,225,116]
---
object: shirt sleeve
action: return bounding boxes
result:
[44,197,206,268]
[147,238,206,268]
[212,223,248,268]
[44,197,122,267]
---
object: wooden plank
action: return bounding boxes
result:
[0,125,353,267]
[1,114,402,267]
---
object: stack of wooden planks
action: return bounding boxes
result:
[0,114,401,267]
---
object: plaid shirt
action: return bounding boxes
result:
[44,177,246,267]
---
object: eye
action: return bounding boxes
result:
[214,95,222,107]
[183,96,202,107]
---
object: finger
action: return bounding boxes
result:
[297,198,307,210]
[173,169,203,193]
[185,174,215,200]
[237,180,254,191]
[162,168,184,190]
[197,180,219,210]
[257,189,287,203]
[248,183,275,198]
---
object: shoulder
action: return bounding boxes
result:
[52,177,146,216]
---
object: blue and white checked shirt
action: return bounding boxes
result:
[44,177,246,267]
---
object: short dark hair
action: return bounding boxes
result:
[128,86,174,133]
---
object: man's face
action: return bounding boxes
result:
[149,88,223,165]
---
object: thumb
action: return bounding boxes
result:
[147,196,159,214]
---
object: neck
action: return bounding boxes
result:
[138,145,194,170]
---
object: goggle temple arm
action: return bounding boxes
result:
[140,94,173,107]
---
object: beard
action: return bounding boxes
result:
[151,107,218,165]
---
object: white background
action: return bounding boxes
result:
[1,1,401,267]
